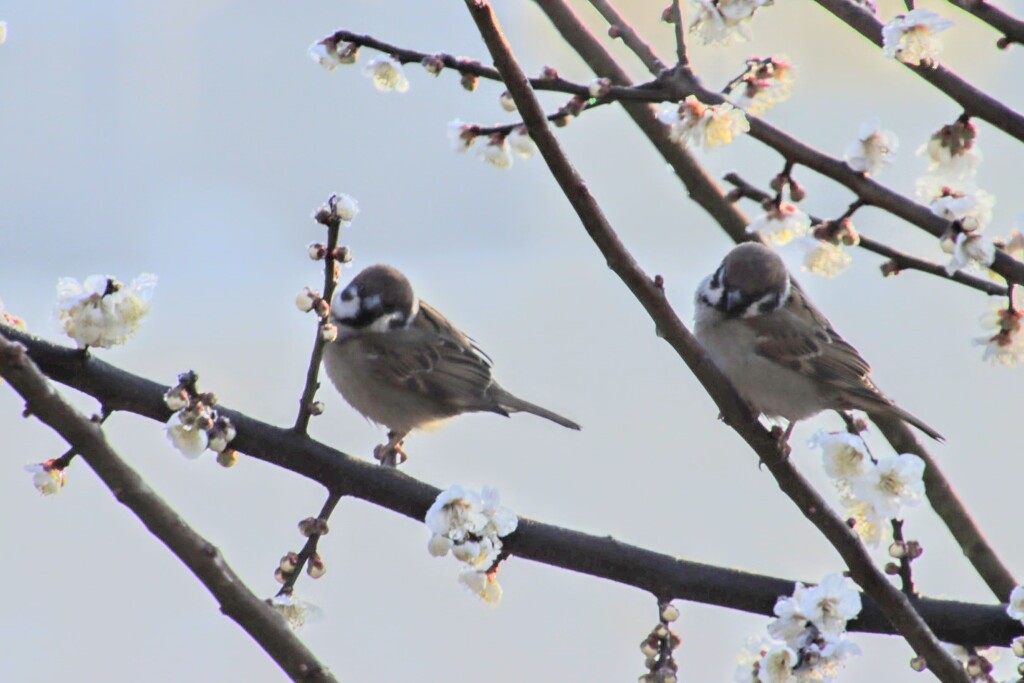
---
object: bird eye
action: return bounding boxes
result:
[340,288,354,302]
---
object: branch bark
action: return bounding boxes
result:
[0,335,338,683]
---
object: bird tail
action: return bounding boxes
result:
[868,404,944,442]
[494,390,581,430]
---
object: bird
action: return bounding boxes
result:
[322,264,580,465]
[693,242,942,442]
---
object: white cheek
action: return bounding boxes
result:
[331,290,361,321]
[365,310,406,333]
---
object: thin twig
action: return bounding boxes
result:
[722,172,1009,297]
[277,490,344,597]
[670,0,690,68]
[812,0,1024,143]
[2,326,1019,647]
[0,336,338,683]
[942,0,1024,47]
[294,205,342,433]
[586,0,666,75]
[891,519,917,596]
[462,2,969,679]
[532,0,1018,604]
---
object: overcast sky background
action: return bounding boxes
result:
[1,1,1022,681]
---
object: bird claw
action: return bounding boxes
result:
[374,432,408,468]
[766,423,794,463]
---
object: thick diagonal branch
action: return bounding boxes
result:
[463,2,969,679]
[0,336,337,683]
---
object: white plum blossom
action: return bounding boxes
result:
[479,136,513,169]
[659,96,748,150]
[363,55,409,93]
[481,486,518,537]
[269,594,323,629]
[0,298,27,331]
[728,57,795,115]
[425,485,518,604]
[447,119,476,154]
[425,485,487,542]
[308,41,342,71]
[945,231,996,275]
[165,412,209,459]
[917,120,981,186]
[974,294,1024,366]
[767,590,810,646]
[1007,585,1024,622]
[24,461,66,496]
[508,127,535,158]
[843,498,887,546]
[843,117,897,176]
[881,9,954,66]
[689,0,773,46]
[757,644,798,683]
[459,569,503,606]
[809,431,870,482]
[798,237,852,279]
[804,634,863,680]
[852,453,925,519]
[930,189,994,232]
[56,274,156,349]
[746,203,810,245]
[795,574,862,637]
[330,193,359,225]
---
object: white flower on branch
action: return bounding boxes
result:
[843,498,887,546]
[659,96,748,151]
[363,55,409,93]
[509,126,535,159]
[55,273,156,349]
[269,594,323,629]
[843,117,897,176]
[974,294,1024,366]
[917,120,981,186]
[767,589,810,646]
[330,193,360,224]
[308,39,357,71]
[851,453,925,519]
[945,231,996,275]
[24,461,66,496]
[798,237,852,279]
[809,430,870,482]
[0,298,27,332]
[728,56,795,116]
[929,189,994,232]
[165,411,209,459]
[479,135,513,169]
[795,574,862,637]
[881,9,953,66]
[746,202,809,245]
[447,119,477,154]
[458,569,502,606]
[1007,586,1024,622]
[757,644,798,683]
[425,485,487,542]
[689,0,773,46]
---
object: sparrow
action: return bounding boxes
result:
[322,264,580,464]
[693,242,942,442]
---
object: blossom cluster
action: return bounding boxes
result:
[24,459,67,496]
[797,219,860,280]
[735,574,862,683]
[810,431,925,546]
[309,37,412,94]
[659,96,749,151]
[163,372,238,464]
[746,201,809,246]
[689,0,774,47]
[447,120,535,170]
[55,273,156,349]
[975,289,1024,366]
[425,485,518,605]
[726,56,795,116]
[881,9,954,67]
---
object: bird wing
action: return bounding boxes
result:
[747,285,891,410]
[358,300,502,413]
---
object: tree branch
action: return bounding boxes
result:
[0,335,338,683]
[942,0,1024,47]
[812,0,1024,142]
[722,172,1009,297]
[461,2,970,679]
[585,0,666,75]
[1,326,1019,649]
